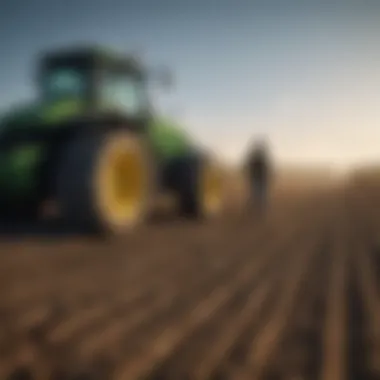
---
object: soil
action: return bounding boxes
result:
[0,187,379,380]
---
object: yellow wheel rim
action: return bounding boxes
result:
[97,140,146,226]
[200,162,224,216]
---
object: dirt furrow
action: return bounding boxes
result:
[0,189,377,380]
[354,236,380,377]
[320,216,349,380]
[261,235,331,380]
[0,211,289,377]
[239,227,320,379]
[140,233,297,379]
[112,219,306,379]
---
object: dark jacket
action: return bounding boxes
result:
[246,149,271,183]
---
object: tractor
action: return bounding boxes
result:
[0,45,225,236]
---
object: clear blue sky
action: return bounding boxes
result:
[1,0,380,168]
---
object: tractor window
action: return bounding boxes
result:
[43,68,86,100]
[100,73,146,116]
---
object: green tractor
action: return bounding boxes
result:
[0,45,226,235]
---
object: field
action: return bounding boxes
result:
[0,173,380,380]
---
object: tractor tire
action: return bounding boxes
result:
[55,131,152,236]
[177,154,225,219]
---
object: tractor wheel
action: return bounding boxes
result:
[55,131,152,236]
[178,155,225,219]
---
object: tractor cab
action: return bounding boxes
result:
[37,46,150,118]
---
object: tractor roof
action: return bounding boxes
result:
[39,45,145,76]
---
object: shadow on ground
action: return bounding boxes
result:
[0,210,192,241]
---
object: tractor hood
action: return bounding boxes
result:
[0,98,83,131]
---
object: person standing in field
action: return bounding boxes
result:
[245,139,273,215]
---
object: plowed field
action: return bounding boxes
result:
[0,187,379,380]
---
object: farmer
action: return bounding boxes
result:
[245,139,272,214]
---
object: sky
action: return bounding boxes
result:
[1,0,380,170]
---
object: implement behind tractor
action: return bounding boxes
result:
[0,45,225,236]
